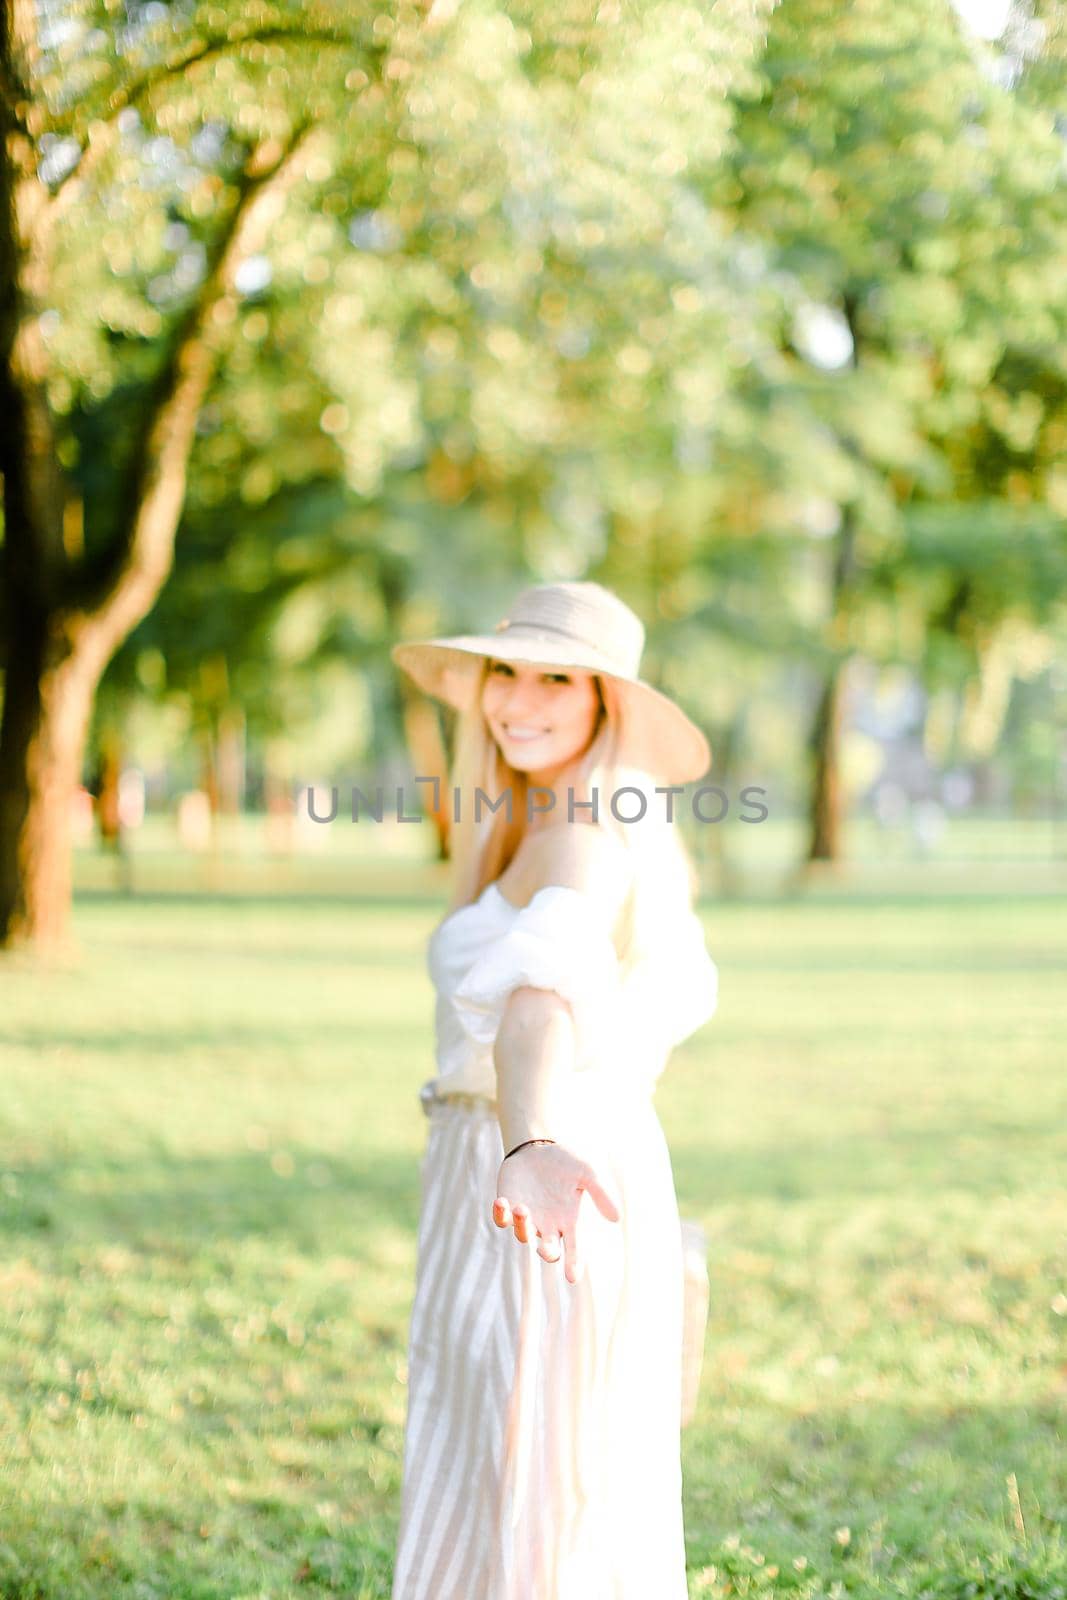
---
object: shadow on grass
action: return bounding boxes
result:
[74,886,451,913]
[70,882,1067,909]
[0,1145,424,1246]
[669,1121,1064,1203]
[2,1019,428,1053]
[2,1114,1062,1251]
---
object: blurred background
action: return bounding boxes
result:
[2,0,1067,928]
[1,2,1065,1598]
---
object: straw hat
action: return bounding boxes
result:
[391,580,711,785]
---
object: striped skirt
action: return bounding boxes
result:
[390,1079,689,1600]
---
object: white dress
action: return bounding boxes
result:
[391,880,719,1600]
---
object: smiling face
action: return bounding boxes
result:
[480,657,603,784]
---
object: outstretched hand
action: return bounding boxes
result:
[492,1142,620,1286]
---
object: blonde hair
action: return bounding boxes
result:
[444,659,700,974]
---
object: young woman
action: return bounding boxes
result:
[389,579,719,1599]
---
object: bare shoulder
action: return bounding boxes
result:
[517,823,633,926]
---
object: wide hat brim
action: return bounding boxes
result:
[391,630,711,786]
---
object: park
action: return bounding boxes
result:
[1,1,1065,1597]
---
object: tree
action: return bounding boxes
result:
[79,0,779,873]
[710,0,1067,861]
[0,1,385,949]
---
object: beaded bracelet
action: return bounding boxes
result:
[503,1137,557,1161]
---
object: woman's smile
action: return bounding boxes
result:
[481,657,601,783]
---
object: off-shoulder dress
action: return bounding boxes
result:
[390,880,718,1600]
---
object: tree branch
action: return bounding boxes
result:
[42,25,365,225]
[1,0,68,610]
[59,121,323,647]
[0,57,29,134]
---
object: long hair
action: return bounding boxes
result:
[443,660,699,974]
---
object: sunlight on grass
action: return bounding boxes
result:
[0,883,1064,1598]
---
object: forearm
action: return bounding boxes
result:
[493,987,578,1153]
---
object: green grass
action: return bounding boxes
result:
[0,870,1064,1598]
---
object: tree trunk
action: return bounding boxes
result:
[806,664,847,862]
[0,607,104,949]
[217,704,246,816]
[199,724,221,820]
[703,709,745,898]
[95,724,123,847]
[805,504,858,866]
[802,291,864,871]
[0,67,320,949]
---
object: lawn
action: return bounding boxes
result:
[0,869,1064,1599]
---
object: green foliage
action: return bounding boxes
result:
[915,1542,1067,1600]
[13,0,1067,801]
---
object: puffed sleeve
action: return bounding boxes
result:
[659,908,719,1047]
[623,907,719,1056]
[450,885,622,1070]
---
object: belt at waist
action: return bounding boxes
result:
[419,1079,497,1119]
[418,1070,655,1125]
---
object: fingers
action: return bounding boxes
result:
[493,1196,569,1272]
[561,1228,582,1286]
[536,1228,561,1266]
[580,1171,621,1224]
[512,1202,531,1245]
[494,1194,535,1247]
